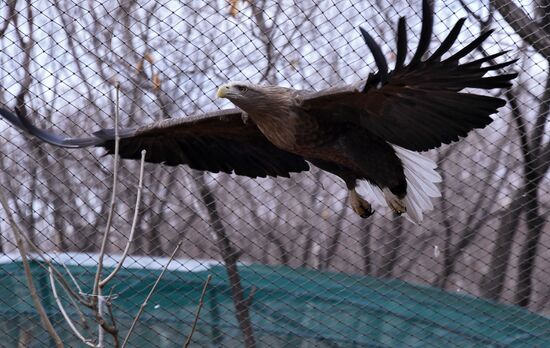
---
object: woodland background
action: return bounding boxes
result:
[0,0,548,325]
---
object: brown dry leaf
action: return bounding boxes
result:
[135,59,144,74]
[229,0,239,17]
[228,0,253,18]
[144,51,154,64]
[152,73,161,91]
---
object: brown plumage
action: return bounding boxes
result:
[0,0,516,222]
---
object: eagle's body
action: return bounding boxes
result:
[228,84,408,201]
[218,83,411,217]
[0,0,517,222]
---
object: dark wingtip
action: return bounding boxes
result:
[395,17,408,71]
[360,27,389,88]
[503,58,520,68]
[0,106,99,148]
[93,128,136,140]
[480,58,520,73]
[0,107,27,131]
[428,18,466,63]
[505,72,519,84]
[445,29,494,63]
[459,50,511,69]
[410,0,434,65]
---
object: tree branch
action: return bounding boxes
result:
[183,274,212,348]
[491,0,550,60]
[100,150,146,287]
[122,241,183,348]
[195,173,256,348]
[0,189,64,347]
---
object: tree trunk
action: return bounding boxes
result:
[196,173,256,348]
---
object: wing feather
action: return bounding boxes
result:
[427,18,466,63]
[302,1,516,151]
[395,17,408,71]
[410,0,433,66]
[0,107,309,178]
[359,27,389,85]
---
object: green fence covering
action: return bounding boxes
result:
[1,257,550,347]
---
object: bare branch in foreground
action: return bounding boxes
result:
[12,222,90,307]
[0,188,64,347]
[49,267,98,347]
[106,291,119,344]
[62,263,84,296]
[184,274,213,348]
[15,82,149,347]
[93,82,122,301]
[122,240,183,348]
[101,149,147,287]
[60,263,91,332]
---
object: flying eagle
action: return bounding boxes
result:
[0,1,516,222]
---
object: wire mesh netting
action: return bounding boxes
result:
[0,0,549,347]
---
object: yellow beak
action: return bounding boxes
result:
[216,85,228,98]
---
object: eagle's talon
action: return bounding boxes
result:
[392,209,405,216]
[350,189,374,218]
[359,206,375,218]
[389,201,406,215]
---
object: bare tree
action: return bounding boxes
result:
[468,0,550,307]
[2,4,550,346]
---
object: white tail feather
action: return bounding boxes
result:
[357,145,442,223]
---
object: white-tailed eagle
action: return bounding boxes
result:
[0,0,517,222]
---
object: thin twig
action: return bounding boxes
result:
[2,8,63,344]
[93,83,121,300]
[458,0,485,24]
[49,267,97,347]
[106,287,118,333]
[93,82,122,347]
[17,230,89,306]
[183,274,212,348]
[61,263,90,331]
[98,290,105,347]
[0,188,64,347]
[244,286,257,309]
[106,295,119,347]
[63,262,84,295]
[121,241,183,348]
[100,149,147,287]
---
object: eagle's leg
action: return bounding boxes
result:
[308,158,375,218]
[349,188,374,218]
[337,130,408,217]
[383,188,406,215]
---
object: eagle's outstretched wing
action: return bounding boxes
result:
[302,0,517,152]
[0,107,309,178]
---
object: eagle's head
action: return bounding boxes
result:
[217,82,257,101]
[217,82,293,113]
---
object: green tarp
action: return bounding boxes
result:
[1,257,550,347]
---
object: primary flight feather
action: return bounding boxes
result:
[0,0,517,222]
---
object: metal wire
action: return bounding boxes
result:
[0,0,549,347]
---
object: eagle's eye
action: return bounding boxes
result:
[238,86,248,93]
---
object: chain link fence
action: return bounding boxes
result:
[0,0,549,346]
